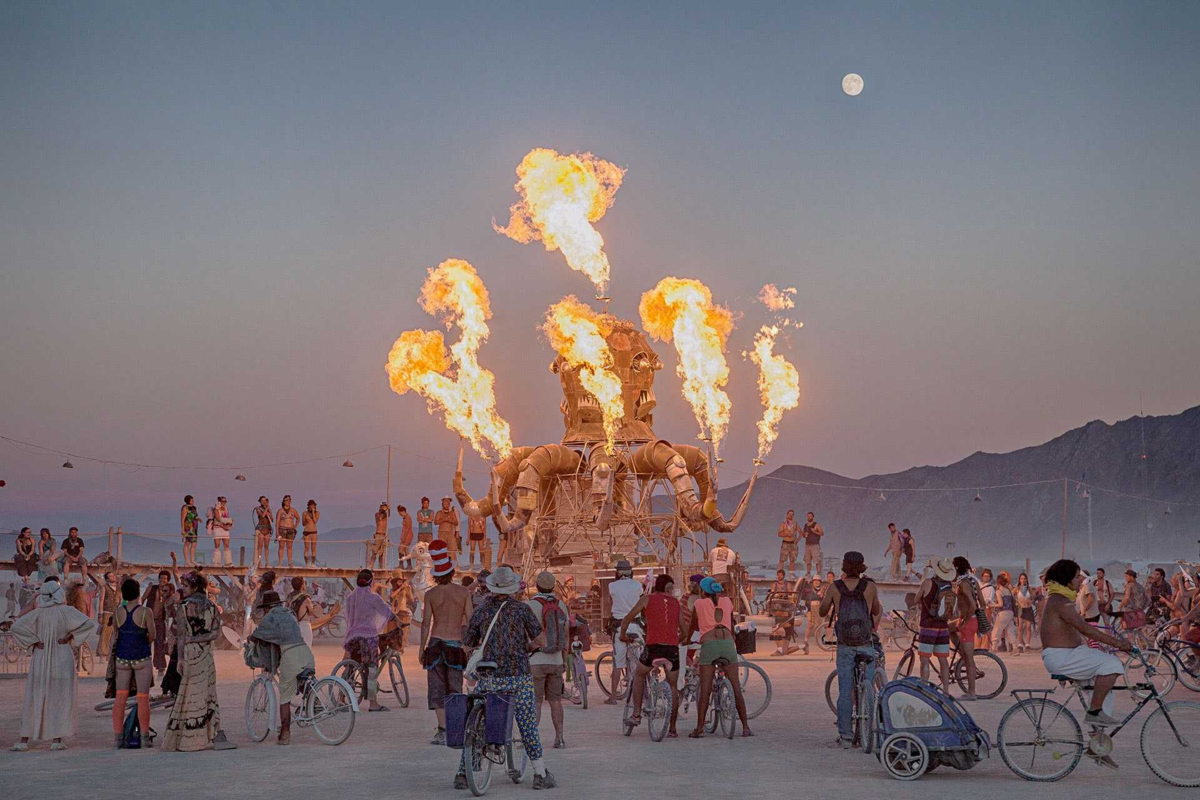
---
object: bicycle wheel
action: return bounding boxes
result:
[325,615,346,639]
[1141,700,1200,787]
[705,684,721,734]
[575,653,589,709]
[816,622,836,652]
[955,650,1008,700]
[1126,649,1177,699]
[79,642,94,674]
[647,678,672,742]
[307,677,356,745]
[1176,650,1200,693]
[738,660,772,720]
[464,703,493,796]
[387,654,410,708]
[718,681,736,739]
[997,697,1083,781]
[333,659,367,703]
[594,651,615,698]
[825,667,884,716]
[506,732,528,784]
[245,676,275,742]
[892,649,915,682]
[858,672,876,754]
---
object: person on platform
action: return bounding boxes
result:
[396,504,414,561]
[14,528,38,583]
[8,578,96,752]
[709,537,737,590]
[420,541,471,743]
[777,510,800,576]
[466,513,488,571]
[434,497,461,566]
[416,496,434,544]
[276,495,300,568]
[208,496,234,567]
[802,512,824,578]
[60,527,88,582]
[253,496,274,569]
[302,499,320,566]
[180,496,200,567]
[883,523,904,582]
[370,502,390,570]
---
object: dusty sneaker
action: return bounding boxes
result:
[430,728,446,746]
[532,771,557,790]
[453,773,468,790]
[1085,710,1122,727]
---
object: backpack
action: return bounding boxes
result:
[123,705,142,749]
[926,578,957,622]
[535,596,569,654]
[570,613,592,652]
[833,579,872,647]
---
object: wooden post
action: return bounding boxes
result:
[238,546,245,567]
[1061,478,1068,558]
[1026,557,1032,579]
[107,526,114,558]
[116,526,123,567]
[386,444,392,510]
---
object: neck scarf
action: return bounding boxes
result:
[1046,581,1077,602]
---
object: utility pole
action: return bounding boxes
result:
[1086,488,1093,562]
[386,445,392,509]
[1061,478,1068,559]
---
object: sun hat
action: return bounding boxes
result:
[256,590,283,610]
[614,559,632,574]
[700,577,723,595]
[535,571,557,593]
[716,537,728,546]
[486,565,522,595]
[429,539,454,577]
[932,557,956,582]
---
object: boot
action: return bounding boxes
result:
[278,705,291,745]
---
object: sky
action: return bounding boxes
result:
[2,1,1199,536]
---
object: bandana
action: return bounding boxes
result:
[1046,581,1077,603]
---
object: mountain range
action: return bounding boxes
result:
[716,405,1200,565]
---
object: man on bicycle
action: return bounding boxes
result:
[819,551,881,749]
[1041,558,1133,766]
[604,560,643,706]
[245,590,315,745]
[620,574,688,738]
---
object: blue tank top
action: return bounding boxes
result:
[114,604,152,662]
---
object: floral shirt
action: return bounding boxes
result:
[464,595,542,678]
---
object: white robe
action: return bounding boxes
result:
[10,602,96,740]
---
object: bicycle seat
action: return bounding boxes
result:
[1050,674,1077,683]
[712,657,731,667]
[855,653,875,665]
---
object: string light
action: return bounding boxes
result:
[62,460,74,469]
[974,492,983,502]
[342,460,355,468]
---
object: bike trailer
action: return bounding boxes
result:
[875,677,991,780]
[444,693,515,749]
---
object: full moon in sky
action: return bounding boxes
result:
[842,73,864,96]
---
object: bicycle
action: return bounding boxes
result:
[1146,619,1200,693]
[245,666,358,746]
[594,623,643,701]
[890,610,1009,699]
[335,623,409,708]
[1088,623,1178,699]
[622,656,674,741]
[823,634,887,723]
[460,663,530,796]
[678,650,772,722]
[563,638,589,709]
[704,656,740,739]
[997,651,1200,786]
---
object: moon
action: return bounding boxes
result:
[842,73,864,96]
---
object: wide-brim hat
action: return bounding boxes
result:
[429,539,454,577]
[486,566,522,595]
[932,558,956,582]
[257,590,283,610]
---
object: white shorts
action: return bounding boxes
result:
[614,621,643,666]
[1042,644,1124,716]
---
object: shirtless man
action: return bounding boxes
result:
[1040,559,1133,767]
[434,497,461,566]
[396,505,414,561]
[801,512,824,577]
[371,502,390,569]
[420,540,473,745]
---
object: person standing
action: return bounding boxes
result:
[142,570,176,681]
[620,573,687,738]
[802,512,824,578]
[8,578,96,752]
[60,528,87,582]
[388,574,416,652]
[527,571,569,749]
[164,571,233,751]
[302,500,320,566]
[209,497,234,567]
[1094,567,1115,626]
[396,505,414,561]
[900,528,917,581]
[434,497,460,566]
[883,523,903,582]
[110,578,155,748]
[976,568,996,649]
[1015,572,1035,654]
[466,513,488,571]
[455,566,555,790]
[416,497,434,544]
[253,497,273,569]
[180,496,200,567]
[371,502,390,569]
[1077,570,1100,623]
[604,560,643,705]
[420,542,471,743]
[950,557,980,700]
[274,495,300,567]
[97,571,121,657]
[991,571,1018,654]
[1147,568,1172,625]
[913,558,956,695]
[343,568,397,713]
[819,552,881,748]
[1116,569,1148,633]
[709,537,736,590]
[289,576,314,648]
[776,510,800,576]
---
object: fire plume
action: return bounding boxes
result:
[638,277,735,455]
[542,296,623,454]
[758,284,796,312]
[494,148,625,294]
[385,259,512,458]
[747,324,800,461]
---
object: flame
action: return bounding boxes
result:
[758,284,796,312]
[542,296,623,454]
[747,324,800,460]
[384,259,512,458]
[494,148,625,294]
[638,277,735,455]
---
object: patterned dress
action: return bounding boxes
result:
[163,595,221,751]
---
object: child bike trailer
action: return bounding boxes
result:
[874,677,991,780]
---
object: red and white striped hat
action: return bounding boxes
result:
[429,539,454,577]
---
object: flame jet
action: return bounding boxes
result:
[747,324,800,460]
[384,259,512,459]
[494,148,625,295]
[638,277,735,456]
[541,297,624,455]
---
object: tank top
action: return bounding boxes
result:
[644,593,682,646]
[114,604,152,662]
[1015,586,1033,609]
[919,578,950,631]
[999,588,1015,613]
[694,597,734,636]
